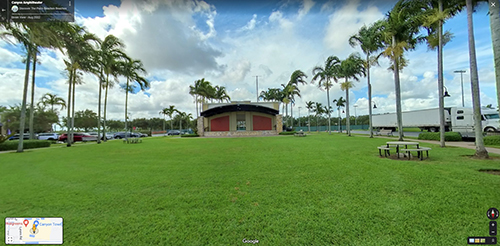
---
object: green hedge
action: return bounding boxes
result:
[0,140,51,151]
[484,136,500,145]
[279,131,297,135]
[181,134,199,138]
[418,132,462,141]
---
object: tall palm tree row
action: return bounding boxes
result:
[1,22,63,152]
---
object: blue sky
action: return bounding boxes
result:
[0,0,498,121]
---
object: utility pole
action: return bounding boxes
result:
[354,105,358,126]
[454,70,466,107]
[254,75,260,102]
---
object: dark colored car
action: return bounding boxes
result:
[9,133,37,140]
[58,133,97,142]
[165,130,181,136]
[113,132,140,139]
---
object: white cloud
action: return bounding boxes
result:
[298,0,315,20]
[323,0,383,56]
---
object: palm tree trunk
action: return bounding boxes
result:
[125,78,129,130]
[467,0,489,158]
[346,84,351,136]
[17,50,31,152]
[103,74,109,142]
[29,51,37,140]
[316,115,319,131]
[489,0,500,118]
[393,35,404,141]
[338,108,341,133]
[97,71,102,144]
[308,110,311,133]
[66,66,73,147]
[291,103,293,129]
[367,53,373,138]
[327,86,331,134]
[438,0,446,148]
[170,116,173,131]
[71,67,76,144]
[195,95,198,117]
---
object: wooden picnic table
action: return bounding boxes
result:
[386,141,419,158]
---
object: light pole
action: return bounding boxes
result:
[372,101,377,109]
[354,104,358,126]
[454,70,466,107]
[298,107,302,128]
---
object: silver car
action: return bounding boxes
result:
[38,133,59,140]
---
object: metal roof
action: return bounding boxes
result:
[200,104,279,118]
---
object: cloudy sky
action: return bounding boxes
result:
[0,0,497,122]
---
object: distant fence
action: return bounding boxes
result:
[292,125,370,132]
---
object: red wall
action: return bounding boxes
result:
[253,115,272,130]
[211,116,229,131]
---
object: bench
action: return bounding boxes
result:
[376,129,393,136]
[294,131,306,137]
[123,137,142,144]
[399,147,431,160]
[377,146,391,157]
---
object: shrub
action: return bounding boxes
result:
[418,132,462,141]
[279,131,297,135]
[181,134,199,138]
[0,140,51,151]
[484,136,500,146]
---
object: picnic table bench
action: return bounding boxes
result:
[375,129,393,136]
[378,141,432,160]
[123,137,142,144]
[294,131,306,137]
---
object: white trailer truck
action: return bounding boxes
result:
[372,107,500,138]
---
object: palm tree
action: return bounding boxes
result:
[287,70,308,127]
[99,35,127,142]
[160,105,177,131]
[60,24,100,146]
[349,21,384,138]
[40,93,66,113]
[421,0,463,147]
[338,53,366,137]
[214,85,231,102]
[311,56,341,134]
[466,0,489,158]
[305,101,314,132]
[333,97,346,133]
[1,22,62,152]
[120,58,149,130]
[488,1,500,119]
[313,102,324,132]
[380,0,426,141]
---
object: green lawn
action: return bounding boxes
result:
[1,134,499,245]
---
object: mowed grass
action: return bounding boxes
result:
[1,134,499,245]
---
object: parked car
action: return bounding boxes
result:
[165,130,181,136]
[58,133,97,142]
[9,133,37,140]
[134,132,148,137]
[38,133,59,140]
[113,132,140,139]
[87,132,114,140]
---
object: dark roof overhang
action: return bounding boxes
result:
[200,104,279,118]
